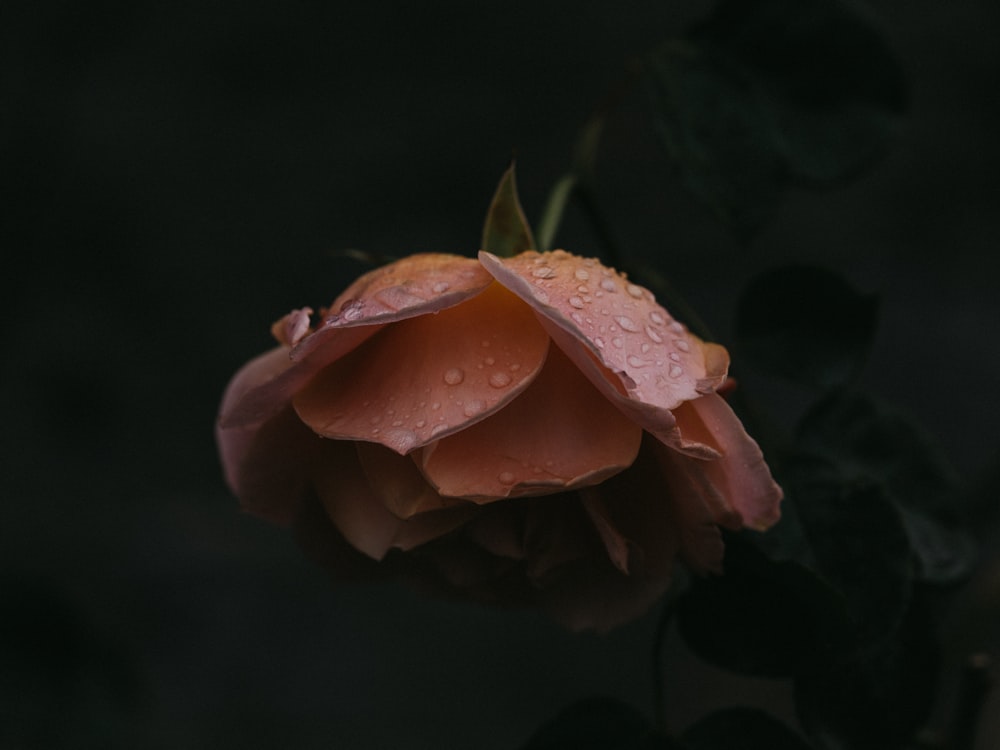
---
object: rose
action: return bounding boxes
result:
[216,250,782,630]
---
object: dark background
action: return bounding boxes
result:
[2,1,999,748]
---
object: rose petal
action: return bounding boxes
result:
[355,441,464,518]
[671,393,784,531]
[220,254,492,429]
[321,252,493,329]
[293,281,550,455]
[312,441,475,560]
[419,343,643,500]
[479,250,730,454]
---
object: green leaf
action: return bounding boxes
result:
[520,697,670,750]
[481,163,536,258]
[644,0,907,236]
[676,535,852,678]
[735,264,879,388]
[794,599,941,750]
[682,708,814,750]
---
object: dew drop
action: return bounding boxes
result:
[509,363,521,372]
[392,419,403,427]
[669,352,680,362]
[645,325,663,343]
[627,355,649,368]
[415,419,426,428]
[571,312,584,324]
[594,336,605,349]
[386,429,418,453]
[615,315,639,332]
[532,266,556,279]
[669,321,685,333]
[431,402,441,410]
[430,423,450,437]
[484,356,495,366]
[569,296,585,309]
[489,372,512,388]
[601,278,618,292]
[641,343,651,353]
[577,285,589,293]
[463,400,486,417]
[669,364,683,378]
[498,471,516,486]
[432,281,450,294]
[612,337,624,348]
[649,310,665,326]
[674,339,691,353]
[443,367,465,385]
[626,283,644,299]
[574,268,590,281]
[532,288,550,304]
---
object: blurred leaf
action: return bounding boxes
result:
[735,265,879,388]
[482,163,536,258]
[645,40,782,235]
[786,460,914,641]
[520,696,671,750]
[794,599,940,750]
[796,392,974,584]
[644,0,907,236]
[676,535,852,678]
[682,707,814,750]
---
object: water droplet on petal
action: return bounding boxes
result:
[641,343,651,353]
[430,423,450,437]
[626,283,644,298]
[669,364,683,378]
[601,278,617,292]
[669,352,680,362]
[415,419,426,428]
[498,471,516,485]
[674,339,691,353]
[594,337,605,349]
[571,312,584,324]
[615,315,639,332]
[669,321,685,333]
[443,367,465,385]
[489,372,512,388]
[432,281,450,293]
[569,296,585,309]
[463,400,485,417]
[532,266,556,279]
[627,355,649,368]
[645,325,663,343]
[649,310,665,326]
[612,337,624,348]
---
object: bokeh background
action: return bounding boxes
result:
[3,1,999,748]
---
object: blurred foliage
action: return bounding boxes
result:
[644,0,907,237]
[482,163,537,258]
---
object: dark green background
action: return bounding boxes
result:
[3,1,998,747]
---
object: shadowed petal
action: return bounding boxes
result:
[355,442,465,518]
[480,250,730,453]
[313,441,475,560]
[293,282,550,455]
[419,344,643,500]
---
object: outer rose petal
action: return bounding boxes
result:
[220,254,492,429]
[355,441,464,518]
[216,347,320,524]
[312,440,476,560]
[293,282,550,455]
[479,250,729,455]
[671,393,784,531]
[418,344,643,500]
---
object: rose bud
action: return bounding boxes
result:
[217,250,782,630]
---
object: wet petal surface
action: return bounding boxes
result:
[480,250,730,443]
[419,344,643,499]
[293,282,550,454]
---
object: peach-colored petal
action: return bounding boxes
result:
[355,442,464,519]
[418,344,643,500]
[672,393,783,531]
[293,282,550,455]
[312,440,475,560]
[322,252,493,329]
[220,254,492,429]
[479,250,730,453]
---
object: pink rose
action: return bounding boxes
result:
[217,250,782,630]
